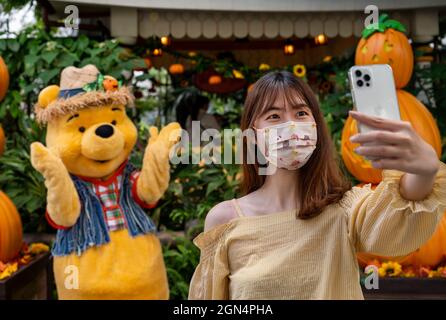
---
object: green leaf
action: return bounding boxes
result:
[24,54,39,69]
[206,179,225,196]
[7,40,20,52]
[56,52,79,67]
[41,51,59,64]
[39,69,60,84]
[76,35,89,52]
[0,40,6,51]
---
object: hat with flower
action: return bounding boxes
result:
[35,64,134,124]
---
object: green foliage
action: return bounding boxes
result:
[0,0,33,13]
[409,62,446,161]
[163,236,200,300]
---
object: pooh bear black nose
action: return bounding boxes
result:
[95,125,114,138]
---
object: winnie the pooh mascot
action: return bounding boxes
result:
[30,64,180,299]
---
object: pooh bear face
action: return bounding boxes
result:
[45,104,137,178]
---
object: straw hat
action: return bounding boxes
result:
[35,64,134,124]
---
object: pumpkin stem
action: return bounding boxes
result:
[362,13,407,39]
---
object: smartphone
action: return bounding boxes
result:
[348,64,401,132]
[348,64,401,134]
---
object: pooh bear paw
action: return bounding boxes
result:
[30,142,64,176]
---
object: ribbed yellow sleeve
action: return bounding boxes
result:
[188,223,232,300]
[340,161,446,257]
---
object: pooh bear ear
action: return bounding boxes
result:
[37,85,60,108]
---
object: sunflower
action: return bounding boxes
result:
[293,64,306,78]
[232,69,244,79]
[378,261,402,277]
[319,81,332,93]
[259,63,271,71]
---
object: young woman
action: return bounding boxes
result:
[188,71,446,299]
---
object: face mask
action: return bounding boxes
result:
[255,121,317,170]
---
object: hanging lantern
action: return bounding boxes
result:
[152,48,163,57]
[283,40,295,55]
[315,34,328,45]
[160,36,171,47]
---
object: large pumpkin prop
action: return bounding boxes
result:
[0,56,9,102]
[344,15,446,269]
[355,14,413,89]
[0,191,23,263]
[342,14,442,184]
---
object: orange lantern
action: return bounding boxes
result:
[283,44,295,55]
[152,48,162,57]
[160,36,171,46]
[314,34,328,45]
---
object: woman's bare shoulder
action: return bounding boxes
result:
[204,200,238,232]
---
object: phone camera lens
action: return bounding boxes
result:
[356,80,363,87]
[355,70,362,77]
[364,74,370,81]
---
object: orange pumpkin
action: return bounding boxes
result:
[0,191,23,263]
[144,57,152,69]
[358,211,446,268]
[102,76,119,91]
[355,14,413,89]
[208,75,222,85]
[0,125,4,156]
[341,116,383,183]
[341,89,442,183]
[0,56,9,102]
[169,63,184,75]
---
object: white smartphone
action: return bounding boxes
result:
[348,64,401,132]
[348,64,401,134]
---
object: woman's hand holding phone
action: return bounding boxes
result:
[349,110,440,201]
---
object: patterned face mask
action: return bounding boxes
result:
[255,121,317,170]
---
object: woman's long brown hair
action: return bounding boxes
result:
[240,71,351,219]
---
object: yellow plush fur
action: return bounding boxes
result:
[54,231,169,300]
[30,101,180,300]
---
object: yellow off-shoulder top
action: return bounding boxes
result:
[188,163,446,300]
